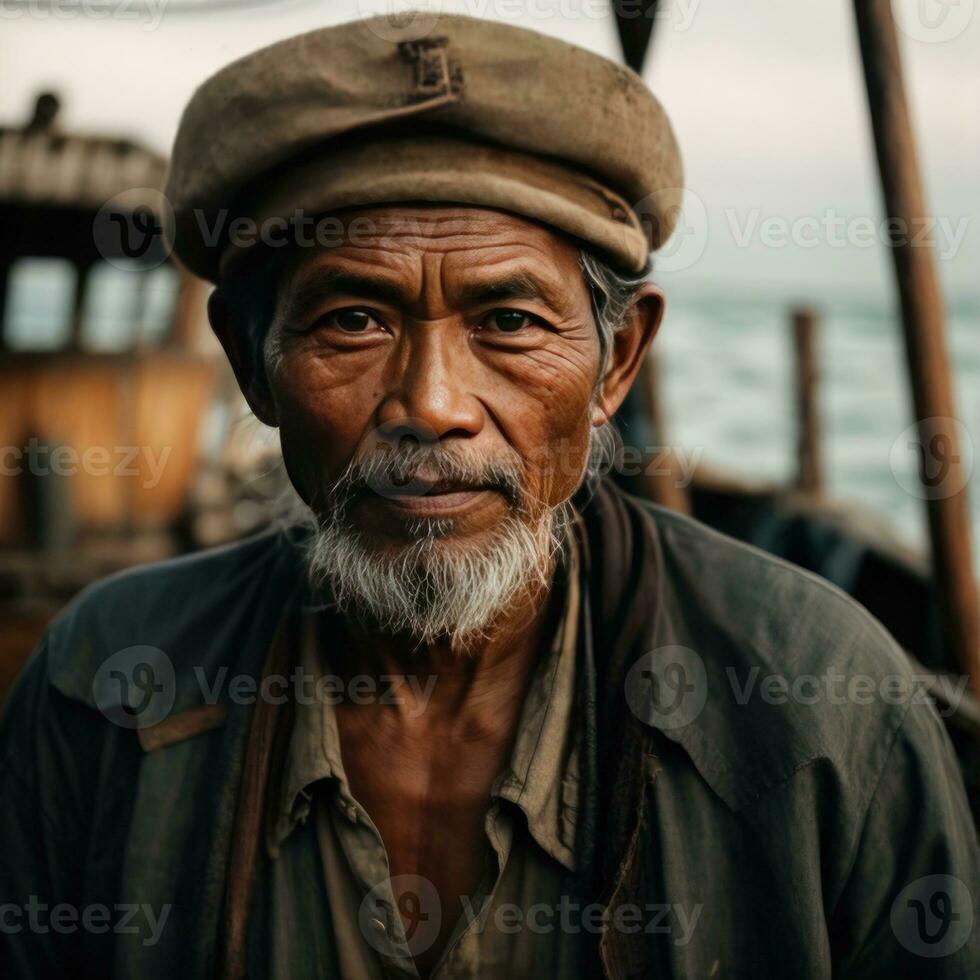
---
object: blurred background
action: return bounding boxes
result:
[0,1,977,704]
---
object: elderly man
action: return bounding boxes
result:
[1,14,977,980]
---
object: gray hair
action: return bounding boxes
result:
[580,250,651,383]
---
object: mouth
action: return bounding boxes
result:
[365,481,505,518]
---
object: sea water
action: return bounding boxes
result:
[657,288,980,572]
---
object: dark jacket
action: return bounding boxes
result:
[2,481,977,978]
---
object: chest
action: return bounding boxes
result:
[334,707,519,972]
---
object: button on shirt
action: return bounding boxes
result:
[247,539,591,979]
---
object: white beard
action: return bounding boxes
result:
[306,503,572,651]
[300,421,614,650]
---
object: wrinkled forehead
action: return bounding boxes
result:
[272,204,589,306]
[283,203,578,263]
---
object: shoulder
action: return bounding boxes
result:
[650,500,912,688]
[0,529,305,843]
[38,527,305,707]
[595,483,911,689]
[602,488,934,812]
[652,500,906,672]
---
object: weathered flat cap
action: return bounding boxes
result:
[165,13,683,281]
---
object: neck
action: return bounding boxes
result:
[333,574,562,720]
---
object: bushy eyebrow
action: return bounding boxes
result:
[281,265,573,320]
[283,269,412,318]
[452,271,570,312]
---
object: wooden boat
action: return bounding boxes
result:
[0,93,217,693]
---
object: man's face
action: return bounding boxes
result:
[265,206,603,545]
[213,205,660,643]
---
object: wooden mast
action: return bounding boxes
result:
[613,1,659,73]
[612,2,693,512]
[854,0,980,692]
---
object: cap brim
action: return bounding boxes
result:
[172,136,667,282]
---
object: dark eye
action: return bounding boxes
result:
[327,309,375,333]
[484,309,540,333]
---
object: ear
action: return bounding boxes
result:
[592,281,665,424]
[208,288,279,426]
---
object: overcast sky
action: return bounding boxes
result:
[2,0,978,300]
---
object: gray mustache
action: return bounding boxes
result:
[333,443,525,508]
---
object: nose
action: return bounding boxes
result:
[375,325,484,443]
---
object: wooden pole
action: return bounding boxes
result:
[613,1,660,74]
[0,261,9,350]
[792,306,823,495]
[854,0,980,692]
[639,352,691,514]
[611,0,691,513]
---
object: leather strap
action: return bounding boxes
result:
[218,602,299,980]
